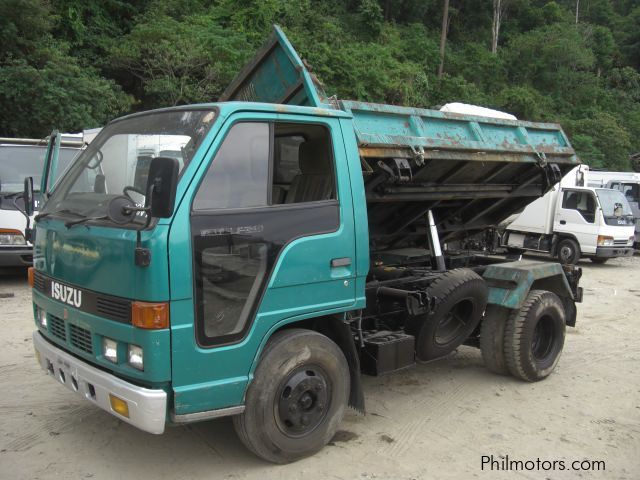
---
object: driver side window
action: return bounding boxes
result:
[562,190,596,223]
[193,122,269,210]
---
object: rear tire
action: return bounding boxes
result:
[233,329,349,464]
[480,305,510,375]
[414,269,488,361]
[504,290,566,382]
[556,238,580,265]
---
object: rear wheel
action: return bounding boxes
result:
[414,269,488,361]
[504,290,566,382]
[480,305,510,375]
[556,238,580,265]
[233,329,349,464]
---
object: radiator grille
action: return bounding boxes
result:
[48,315,66,341]
[96,297,130,322]
[33,272,45,292]
[69,324,93,354]
[613,240,628,246]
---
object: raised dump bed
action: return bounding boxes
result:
[220,26,579,247]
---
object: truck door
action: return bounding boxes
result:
[169,113,358,415]
[554,188,599,254]
[39,130,61,202]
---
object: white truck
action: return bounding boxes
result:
[587,170,640,249]
[0,132,88,267]
[503,165,635,264]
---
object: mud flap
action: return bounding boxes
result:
[326,316,365,413]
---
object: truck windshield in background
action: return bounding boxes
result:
[40,109,216,221]
[0,145,79,194]
[596,188,634,225]
[616,183,639,203]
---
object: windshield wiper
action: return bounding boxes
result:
[35,209,84,222]
[65,215,108,229]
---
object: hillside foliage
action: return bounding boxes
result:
[1,0,639,170]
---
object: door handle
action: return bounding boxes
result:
[331,257,352,268]
[559,220,566,225]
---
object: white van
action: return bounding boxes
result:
[0,132,86,267]
[504,166,635,264]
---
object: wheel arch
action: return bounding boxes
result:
[249,312,365,413]
[483,263,577,327]
[551,233,580,257]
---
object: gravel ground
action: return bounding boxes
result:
[0,257,639,480]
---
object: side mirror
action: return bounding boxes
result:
[94,174,106,193]
[23,177,35,216]
[614,202,623,217]
[145,157,179,218]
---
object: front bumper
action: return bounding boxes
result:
[33,331,167,434]
[594,246,634,258]
[0,247,33,266]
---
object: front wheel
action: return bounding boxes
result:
[233,329,349,464]
[504,290,566,382]
[556,238,580,265]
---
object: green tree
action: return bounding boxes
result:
[109,14,252,107]
[0,52,131,137]
[569,112,632,170]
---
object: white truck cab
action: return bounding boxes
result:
[504,166,635,264]
[0,132,89,267]
[587,170,640,248]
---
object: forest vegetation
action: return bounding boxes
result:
[1,0,639,170]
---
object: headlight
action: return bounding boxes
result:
[128,344,144,371]
[0,229,26,245]
[103,338,118,363]
[597,235,614,246]
[630,236,635,246]
[36,307,47,328]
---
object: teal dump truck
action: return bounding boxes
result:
[27,27,582,463]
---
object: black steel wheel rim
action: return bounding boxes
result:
[276,366,331,438]
[435,299,473,346]
[532,315,555,361]
[559,244,574,263]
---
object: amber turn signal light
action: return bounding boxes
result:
[28,267,34,288]
[131,301,169,329]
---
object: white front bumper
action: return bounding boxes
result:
[33,331,167,434]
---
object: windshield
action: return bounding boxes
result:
[596,188,633,217]
[618,183,639,203]
[0,145,79,193]
[41,109,216,222]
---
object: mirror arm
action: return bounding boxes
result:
[132,185,155,268]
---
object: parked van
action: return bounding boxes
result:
[504,166,635,264]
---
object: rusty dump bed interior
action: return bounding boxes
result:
[220,26,580,249]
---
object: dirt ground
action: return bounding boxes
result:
[1,256,639,480]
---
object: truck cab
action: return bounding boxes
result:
[587,171,640,249]
[0,134,84,267]
[29,26,583,463]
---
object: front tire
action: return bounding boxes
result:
[556,238,580,265]
[504,290,566,382]
[233,329,350,463]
